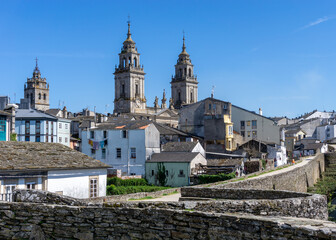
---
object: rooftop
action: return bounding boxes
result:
[93,119,152,130]
[15,109,57,120]
[0,142,109,171]
[147,152,201,163]
[162,141,198,152]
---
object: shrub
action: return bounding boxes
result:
[10,133,17,141]
[107,177,148,187]
[198,172,236,184]
[106,185,170,195]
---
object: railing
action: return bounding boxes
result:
[0,193,13,202]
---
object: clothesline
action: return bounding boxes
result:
[89,139,108,150]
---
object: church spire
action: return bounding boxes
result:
[180,32,189,56]
[34,57,40,72]
[125,17,134,43]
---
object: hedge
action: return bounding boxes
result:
[106,185,171,195]
[197,172,236,184]
[107,177,148,187]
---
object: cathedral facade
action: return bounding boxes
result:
[113,22,198,116]
[23,60,50,111]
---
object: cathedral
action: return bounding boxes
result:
[113,21,199,124]
[21,59,50,111]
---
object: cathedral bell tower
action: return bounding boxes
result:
[114,21,146,114]
[171,35,198,109]
[24,58,50,111]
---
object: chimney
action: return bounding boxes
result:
[259,108,262,116]
[62,106,68,119]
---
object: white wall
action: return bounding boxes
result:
[47,168,107,199]
[57,119,71,147]
[81,124,160,177]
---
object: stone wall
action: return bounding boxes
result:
[212,154,325,192]
[0,201,335,240]
[82,188,180,204]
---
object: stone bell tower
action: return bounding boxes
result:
[171,34,198,109]
[24,58,50,111]
[114,21,146,114]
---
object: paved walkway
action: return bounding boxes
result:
[247,156,314,180]
[140,192,181,202]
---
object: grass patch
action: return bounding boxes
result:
[128,196,154,201]
[162,190,179,196]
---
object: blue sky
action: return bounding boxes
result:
[0,0,335,118]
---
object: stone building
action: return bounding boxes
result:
[23,59,50,111]
[114,21,146,114]
[171,35,198,109]
[179,97,234,152]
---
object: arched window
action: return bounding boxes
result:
[30,93,33,105]
[129,57,131,66]
[122,58,126,68]
[43,94,46,100]
[190,91,193,102]
[179,69,182,77]
[189,68,192,77]
[135,84,139,95]
[178,92,181,101]
[184,68,187,76]
[134,57,137,67]
[38,93,41,100]
[121,84,125,94]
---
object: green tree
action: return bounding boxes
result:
[157,162,167,186]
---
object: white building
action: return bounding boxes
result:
[316,124,336,142]
[231,105,281,144]
[82,120,160,177]
[0,142,108,200]
[15,108,71,147]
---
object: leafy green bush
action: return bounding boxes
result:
[107,177,148,187]
[10,133,17,141]
[198,172,236,184]
[106,185,170,195]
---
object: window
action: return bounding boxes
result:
[178,92,181,101]
[179,170,184,177]
[103,131,107,138]
[46,121,49,142]
[122,130,127,138]
[209,104,211,110]
[51,122,54,135]
[43,94,46,100]
[89,177,98,198]
[59,123,62,129]
[247,131,251,137]
[25,121,30,134]
[35,136,40,142]
[240,121,245,130]
[184,68,187,76]
[59,137,62,143]
[228,126,233,136]
[90,131,95,139]
[25,136,30,142]
[131,148,136,158]
[213,104,216,110]
[38,93,41,100]
[116,148,121,158]
[134,57,137,67]
[247,121,251,126]
[91,148,96,155]
[26,183,36,190]
[252,131,257,138]
[241,131,245,137]
[252,120,257,129]
[122,58,126,68]
[121,84,125,94]
[190,92,193,102]
[65,124,68,129]
[36,121,41,134]
[102,148,106,159]
[188,68,191,77]
[135,84,139,95]
[151,170,155,176]
[223,104,227,110]
[65,137,68,143]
